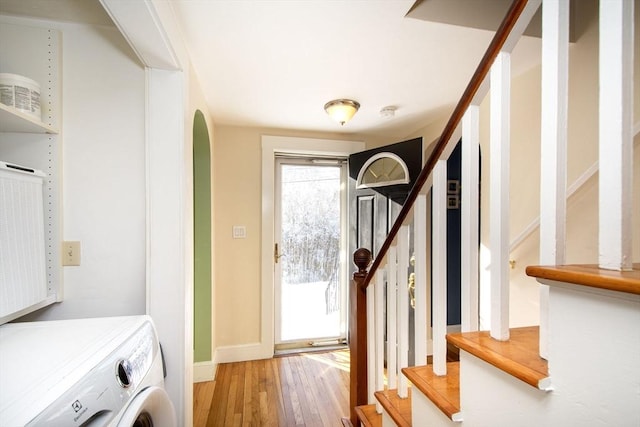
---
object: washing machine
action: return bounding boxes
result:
[0,315,176,427]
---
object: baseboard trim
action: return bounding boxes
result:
[214,342,273,364]
[193,361,216,383]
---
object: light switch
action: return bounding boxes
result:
[62,241,81,266]
[232,226,246,239]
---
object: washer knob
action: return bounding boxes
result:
[116,359,132,388]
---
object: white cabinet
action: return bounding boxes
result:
[0,19,62,323]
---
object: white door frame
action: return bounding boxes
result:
[261,136,364,358]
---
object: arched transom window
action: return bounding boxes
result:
[356,152,410,189]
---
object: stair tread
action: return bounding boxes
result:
[355,404,381,427]
[403,362,461,420]
[447,326,549,389]
[526,263,640,295]
[374,388,412,427]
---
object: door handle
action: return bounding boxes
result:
[408,254,416,309]
[274,243,284,263]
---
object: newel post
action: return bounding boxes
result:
[349,248,372,426]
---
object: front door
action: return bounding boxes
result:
[348,137,423,263]
[348,137,423,364]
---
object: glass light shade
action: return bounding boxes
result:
[324,99,360,125]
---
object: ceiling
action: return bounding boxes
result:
[0,0,543,140]
[169,1,542,139]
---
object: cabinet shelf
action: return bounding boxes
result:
[0,103,58,134]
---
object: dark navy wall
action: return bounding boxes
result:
[447,142,462,326]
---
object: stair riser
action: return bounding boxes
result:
[381,411,396,427]
[459,352,551,426]
[411,389,458,426]
[547,283,640,426]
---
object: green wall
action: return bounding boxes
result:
[193,110,212,362]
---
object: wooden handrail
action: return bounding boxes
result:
[361,0,530,290]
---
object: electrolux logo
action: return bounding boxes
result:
[72,400,88,422]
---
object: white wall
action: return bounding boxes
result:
[476,0,640,329]
[98,0,219,423]
[11,19,147,321]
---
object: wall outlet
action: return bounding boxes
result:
[62,241,81,266]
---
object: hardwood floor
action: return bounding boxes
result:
[194,350,350,426]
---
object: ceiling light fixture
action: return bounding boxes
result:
[324,99,360,126]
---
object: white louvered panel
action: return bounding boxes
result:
[0,165,46,319]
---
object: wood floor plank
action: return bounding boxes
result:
[306,353,348,423]
[304,356,337,425]
[249,360,261,426]
[194,380,216,427]
[225,363,240,426]
[196,350,350,426]
[266,358,286,425]
[291,354,323,426]
[206,361,231,426]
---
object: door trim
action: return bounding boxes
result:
[260,136,364,359]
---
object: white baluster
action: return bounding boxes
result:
[414,194,428,365]
[462,106,480,333]
[375,268,385,413]
[425,190,433,356]
[599,0,634,271]
[397,225,410,397]
[387,246,398,390]
[432,160,448,375]
[490,51,511,341]
[539,0,569,359]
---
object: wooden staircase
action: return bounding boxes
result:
[343,0,638,425]
[355,327,545,425]
[355,265,640,426]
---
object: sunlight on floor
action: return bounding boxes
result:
[301,349,350,372]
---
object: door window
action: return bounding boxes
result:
[275,158,347,346]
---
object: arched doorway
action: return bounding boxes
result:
[193,110,212,363]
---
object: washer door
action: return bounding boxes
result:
[117,386,176,427]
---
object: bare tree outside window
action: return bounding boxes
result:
[279,164,342,341]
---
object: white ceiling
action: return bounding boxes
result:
[169,0,542,139]
[1,0,543,140]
